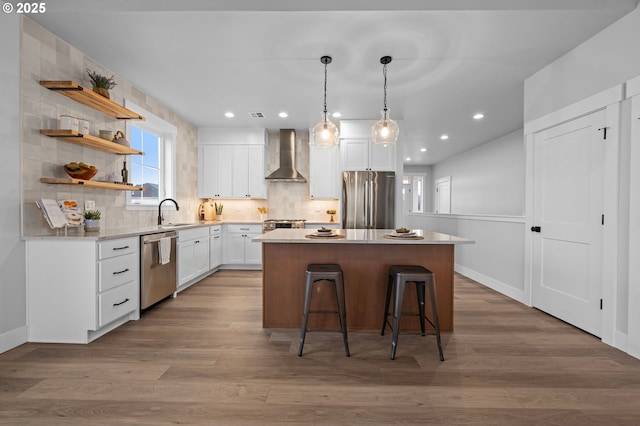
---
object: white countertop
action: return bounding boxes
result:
[23,220,261,241]
[253,228,473,245]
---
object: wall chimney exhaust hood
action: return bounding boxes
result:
[265,129,306,183]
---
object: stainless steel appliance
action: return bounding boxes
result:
[140,231,178,310]
[263,219,306,232]
[264,129,306,182]
[342,170,395,229]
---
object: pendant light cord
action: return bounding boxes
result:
[382,62,388,120]
[323,60,328,121]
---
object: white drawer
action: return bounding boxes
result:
[210,225,222,236]
[98,253,138,292]
[98,281,137,327]
[178,227,209,242]
[99,237,138,260]
[226,224,262,234]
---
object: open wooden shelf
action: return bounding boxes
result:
[40,177,144,191]
[40,129,144,155]
[40,81,145,120]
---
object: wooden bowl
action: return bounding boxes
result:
[317,228,332,233]
[395,228,411,234]
[63,164,98,180]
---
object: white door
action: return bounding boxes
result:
[531,110,605,337]
[435,177,451,214]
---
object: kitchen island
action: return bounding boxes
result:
[253,229,473,332]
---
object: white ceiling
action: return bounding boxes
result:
[30,0,638,165]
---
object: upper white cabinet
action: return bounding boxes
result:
[199,144,234,198]
[309,143,339,199]
[198,128,267,199]
[339,120,396,172]
[340,138,396,171]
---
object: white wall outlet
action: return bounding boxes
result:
[84,200,96,211]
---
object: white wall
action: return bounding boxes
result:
[431,130,524,216]
[525,6,640,123]
[0,15,27,353]
[524,5,640,358]
[406,129,526,302]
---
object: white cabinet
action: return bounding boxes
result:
[26,237,139,344]
[199,144,234,198]
[223,224,262,269]
[231,145,267,199]
[209,225,222,269]
[198,128,266,199]
[309,143,339,199]
[340,138,396,171]
[177,227,210,290]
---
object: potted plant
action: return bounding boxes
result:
[215,202,223,220]
[86,68,116,99]
[84,209,101,232]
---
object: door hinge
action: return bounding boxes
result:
[600,299,603,310]
[602,214,605,225]
[598,127,608,140]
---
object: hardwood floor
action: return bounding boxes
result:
[2,271,640,425]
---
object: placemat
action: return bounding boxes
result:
[305,233,345,239]
[384,234,424,240]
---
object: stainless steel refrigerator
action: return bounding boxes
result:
[341,171,395,229]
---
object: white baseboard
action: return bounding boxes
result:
[455,264,526,304]
[613,330,628,353]
[0,326,27,354]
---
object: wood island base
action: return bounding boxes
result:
[261,242,455,333]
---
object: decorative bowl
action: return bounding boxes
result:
[395,228,411,234]
[317,228,332,233]
[63,162,98,180]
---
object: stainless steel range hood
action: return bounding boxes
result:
[265,129,306,183]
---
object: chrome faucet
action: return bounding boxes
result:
[158,198,180,225]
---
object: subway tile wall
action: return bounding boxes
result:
[21,18,200,236]
[210,130,338,223]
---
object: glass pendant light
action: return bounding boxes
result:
[372,56,399,145]
[312,56,339,147]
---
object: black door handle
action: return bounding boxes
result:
[531,226,541,233]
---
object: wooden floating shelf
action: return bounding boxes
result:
[40,177,144,191]
[40,129,144,155]
[40,81,146,120]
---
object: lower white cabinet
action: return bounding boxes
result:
[223,224,262,269]
[26,236,140,344]
[177,227,210,290]
[210,225,222,269]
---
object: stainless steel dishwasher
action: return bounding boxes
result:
[140,231,178,310]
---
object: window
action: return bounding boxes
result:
[124,100,177,209]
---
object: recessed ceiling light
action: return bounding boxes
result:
[405,157,411,161]
[420,148,427,152]
[332,112,342,118]
[224,112,234,118]
[473,113,485,120]
[440,134,449,140]
[278,112,288,118]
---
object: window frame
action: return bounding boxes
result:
[124,100,177,210]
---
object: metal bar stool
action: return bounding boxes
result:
[381,265,444,361]
[298,264,350,357]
